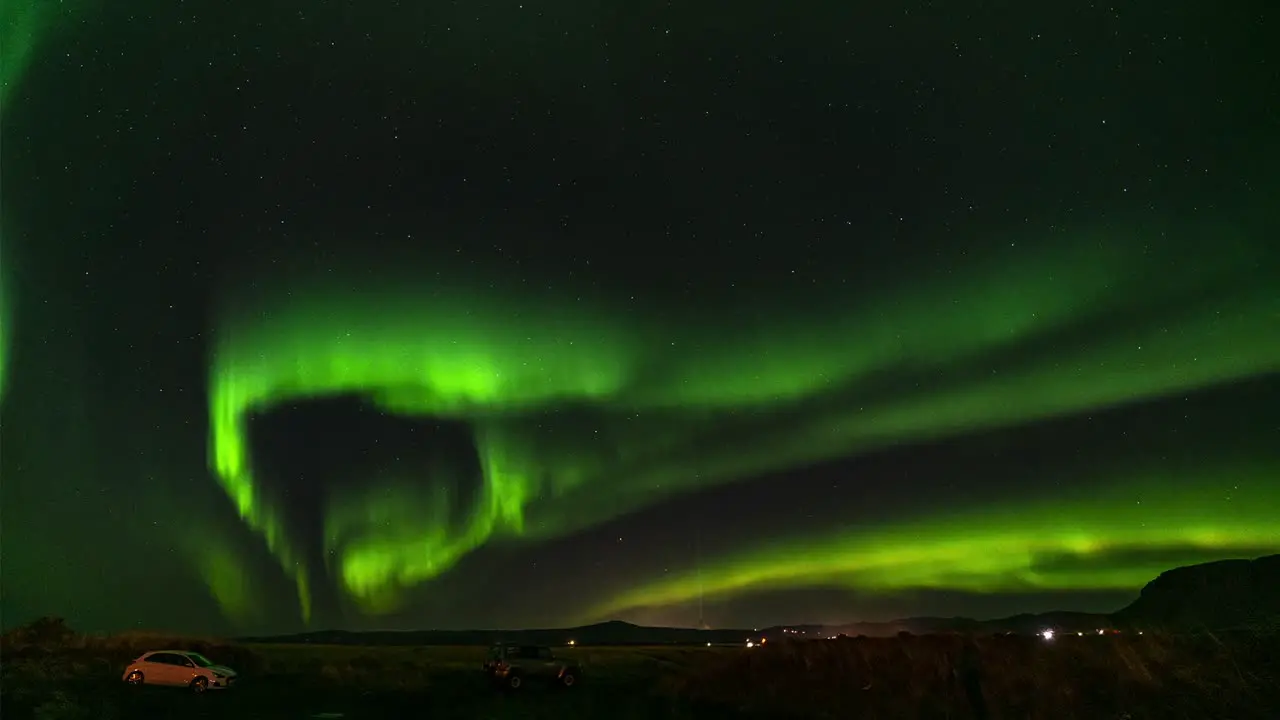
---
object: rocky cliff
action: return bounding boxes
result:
[1114,554,1280,631]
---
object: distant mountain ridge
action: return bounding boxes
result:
[241,554,1279,646]
[241,619,757,647]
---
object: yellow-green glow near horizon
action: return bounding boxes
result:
[207,234,1279,621]
[593,465,1280,620]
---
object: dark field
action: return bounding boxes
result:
[3,629,1277,719]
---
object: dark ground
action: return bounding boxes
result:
[6,628,1278,719]
[9,669,728,720]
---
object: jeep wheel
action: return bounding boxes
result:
[560,672,577,688]
[507,674,522,690]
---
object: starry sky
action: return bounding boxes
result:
[1,1,1277,636]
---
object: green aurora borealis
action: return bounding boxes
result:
[595,462,1280,619]
[1,0,1277,634]
[208,238,1279,622]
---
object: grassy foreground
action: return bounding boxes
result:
[2,619,1276,719]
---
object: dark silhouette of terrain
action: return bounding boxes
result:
[240,553,1279,647]
[3,555,1276,720]
[1113,553,1280,631]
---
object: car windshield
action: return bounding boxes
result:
[186,653,215,667]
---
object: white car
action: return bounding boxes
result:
[122,650,239,692]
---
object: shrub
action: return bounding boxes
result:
[5,617,77,647]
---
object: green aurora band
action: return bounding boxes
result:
[208,232,1279,621]
[3,0,98,408]
[593,462,1280,620]
[1,0,90,111]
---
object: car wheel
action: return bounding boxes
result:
[190,676,209,694]
[560,672,577,688]
[507,674,522,690]
[125,671,144,686]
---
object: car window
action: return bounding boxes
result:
[187,653,215,667]
[537,647,552,659]
[148,653,176,665]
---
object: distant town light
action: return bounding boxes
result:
[567,640,576,646]
[1041,629,1055,641]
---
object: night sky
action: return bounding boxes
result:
[1,1,1277,637]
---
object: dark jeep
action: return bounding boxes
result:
[483,644,580,689]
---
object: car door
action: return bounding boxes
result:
[531,646,555,677]
[172,653,200,685]
[144,653,179,685]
